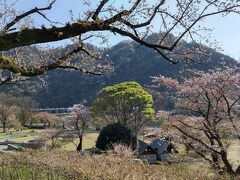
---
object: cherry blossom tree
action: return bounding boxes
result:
[0,1,240,83]
[152,68,240,174]
[67,104,91,152]
[142,124,181,145]
[33,112,59,128]
[113,144,134,157]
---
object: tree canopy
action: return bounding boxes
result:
[93,81,154,131]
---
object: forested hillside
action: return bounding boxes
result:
[0,35,237,108]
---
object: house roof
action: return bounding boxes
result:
[149,139,171,154]
[138,140,149,155]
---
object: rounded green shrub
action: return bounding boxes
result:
[96,123,134,150]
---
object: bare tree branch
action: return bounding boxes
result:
[3,0,56,32]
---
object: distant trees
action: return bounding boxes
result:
[0,93,39,131]
[0,105,14,132]
[15,96,38,127]
[67,104,91,152]
[33,112,59,128]
[153,68,240,174]
[149,90,175,111]
[90,117,107,131]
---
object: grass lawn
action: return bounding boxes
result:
[0,128,99,151]
[10,136,36,143]
[0,129,43,142]
[61,132,99,151]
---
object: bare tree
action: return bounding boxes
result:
[0,93,17,132]
[15,96,38,127]
[0,0,239,83]
[37,128,63,148]
[0,104,12,132]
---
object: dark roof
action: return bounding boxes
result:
[149,139,171,154]
[138,140,149,155]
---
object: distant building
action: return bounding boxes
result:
[137,140,157,164]
[149,139,178,161]
[138,139,178,163]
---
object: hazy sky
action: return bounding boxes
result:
[14,0,240,60]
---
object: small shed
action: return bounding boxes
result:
[5,141,45,151]
[149,139,178,161]
[137,140,157,164]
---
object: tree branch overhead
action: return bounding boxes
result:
[0,0,239,80]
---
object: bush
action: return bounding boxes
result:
[96,123,134,150]
[113,144,134,157]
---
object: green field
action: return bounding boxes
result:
[61,132,99,151]
[0,129,42,142]
[0,129,99,151]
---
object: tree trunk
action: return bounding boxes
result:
[134,131,139,156]
[76,135,83,152]
[220,150,235,174]
[3,121,6,133]
[211,152,220,169]
[43,122,46,128]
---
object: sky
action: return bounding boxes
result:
[13,0,240,60]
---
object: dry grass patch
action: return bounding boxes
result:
[0,150,237,180]
[228,141,240,172]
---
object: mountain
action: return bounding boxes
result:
[0,35,237,108]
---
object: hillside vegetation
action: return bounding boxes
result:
[0,35,237,108]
